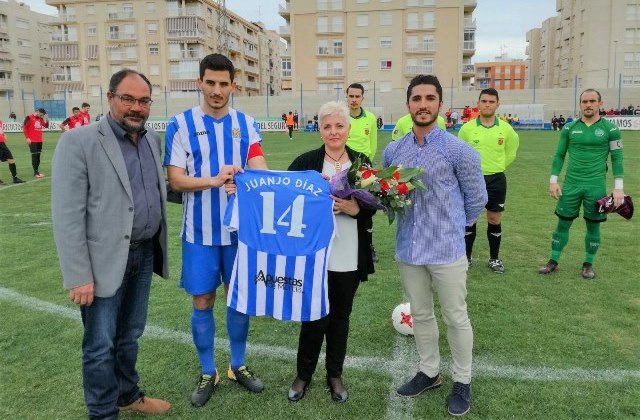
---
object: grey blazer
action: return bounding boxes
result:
[52,117,169,298]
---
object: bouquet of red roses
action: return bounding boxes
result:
[329,157,426,223]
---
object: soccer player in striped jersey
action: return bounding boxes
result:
[164,53,267,408]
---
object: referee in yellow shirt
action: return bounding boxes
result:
[458,88,519,273]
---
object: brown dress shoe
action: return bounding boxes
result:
[119,396,171,415]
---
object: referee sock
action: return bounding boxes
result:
[464,224,477,260]
[192,307,216,375]
[487,223,502,260]
[584,221,601,264]
[550,218,572,262]
[227,307,249,370]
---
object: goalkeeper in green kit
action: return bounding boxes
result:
[539,89,624,280]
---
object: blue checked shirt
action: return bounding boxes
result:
[382,127,487,265]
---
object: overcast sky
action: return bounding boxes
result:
[25,0,557,62]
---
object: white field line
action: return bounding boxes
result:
[1,287,640,384]
[386,334,417,420]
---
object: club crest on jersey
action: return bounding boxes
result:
[232,127,241,138]
[364,128,369,135]
[594,128,605,137]
[498,137,504,145]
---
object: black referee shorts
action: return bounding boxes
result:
[484,172,507,212]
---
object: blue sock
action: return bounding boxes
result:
[227,307,249,370]
[192,307,215,375]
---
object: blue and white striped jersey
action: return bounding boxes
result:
[224,169,335,322]
[164,106,261,246]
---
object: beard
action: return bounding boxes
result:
[119,112,147,133]
[411,111,438,127]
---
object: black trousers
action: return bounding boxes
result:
[296,270,360,381]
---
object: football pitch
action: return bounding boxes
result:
[1,129,639,419]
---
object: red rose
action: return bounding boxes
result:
[397,183,409,194]
[392,171,400,181]
[362,169,374,179]
[380,179,390,192]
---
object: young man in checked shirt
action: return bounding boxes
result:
[382,75,486,417]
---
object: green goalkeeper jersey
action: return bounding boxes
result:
[551,117,623,184]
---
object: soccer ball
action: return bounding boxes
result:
[391,302,414,336]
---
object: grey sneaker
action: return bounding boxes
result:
[191,371,219,407]
[448,382,472,416]
[228,365,264,393]
[396,371,441,397]
[488,258,504,273]
[538,259,559,274]
[582,263,596,280]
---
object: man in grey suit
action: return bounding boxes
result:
[52,69,171,419]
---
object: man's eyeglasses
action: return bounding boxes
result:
[111,93,153,107]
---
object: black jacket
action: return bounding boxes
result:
[288,145,375,282]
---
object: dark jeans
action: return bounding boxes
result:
[296,271,360,381]
[80,241,153,420]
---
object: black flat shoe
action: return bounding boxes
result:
[287,377,308,402]
[326,376,349,403]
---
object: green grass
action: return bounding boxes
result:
[1,129,639,419]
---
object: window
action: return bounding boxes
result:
[20,74,34,82]
[357,0,369,3]
[90,85,100,97]
[627,4,639,20]
[380,60,392,70]
[17,39,31,48]
[281,58,291,77]
[423,12,434,28]
[379,80,392,92]
[87,5,95,15]
[380,12,392,26]
[380,36,392,48]
[317,61,328,77]
[317,16,328,32]
[333,39,343,54]
[146,2,156,13]
[332,16,343,32]
[357,59,368,71]
[125,46,136,59]
[123,3,134,18]
[357,37,368,49]
[149,64,160,76]
[149,45,159,55]
[357,14,368,27]
[16,19,29,29]
[88,25,97,37]
[88,66,100,77]
[423,35,434,51]
[147,22,157,34]
[407,12,418,29]
[317,40,328,55]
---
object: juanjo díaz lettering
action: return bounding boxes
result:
[244,175,326,197]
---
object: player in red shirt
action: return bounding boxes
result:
[22,108,49,178]
[60,107,83,132]
[80,102,91,126]
[0,119,25,184]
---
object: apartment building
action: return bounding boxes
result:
[44,0,282,100]
[526,0,640,89]
[278,0,477,95]
[474,60,526,90]
[0,0,54,101]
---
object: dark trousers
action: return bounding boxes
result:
[296,270,360,381]
[80,241,153,420]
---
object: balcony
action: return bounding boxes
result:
[316,24,344,34]
[53,14,77,23]
[279,25,291,39]
[167,7,204,17]
[405,43,435,54]
[51,34,78,42]
[245,48,258,60]
[278,3,290,18]
[464,0,477,11]
[168,50,202,61]
[242,79,258,89]
[464,18,476,29]
[108,52,138,61]
[107,11,135,20]
[52,74,81,82]
[317,68,344,78]
[463,40,475,55]
[169,71,198,80]
[405,65,432,75]
[462,64,475,75]
[108,32,137,41]
[0,24,8,33]
[316,46,344,56]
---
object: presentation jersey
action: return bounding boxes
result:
[551,118,623,184]
[224,169,335,322]
[391,114,446,140]
[347,108,378,159]
[458,117,519,175]
[164,106,262,246]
